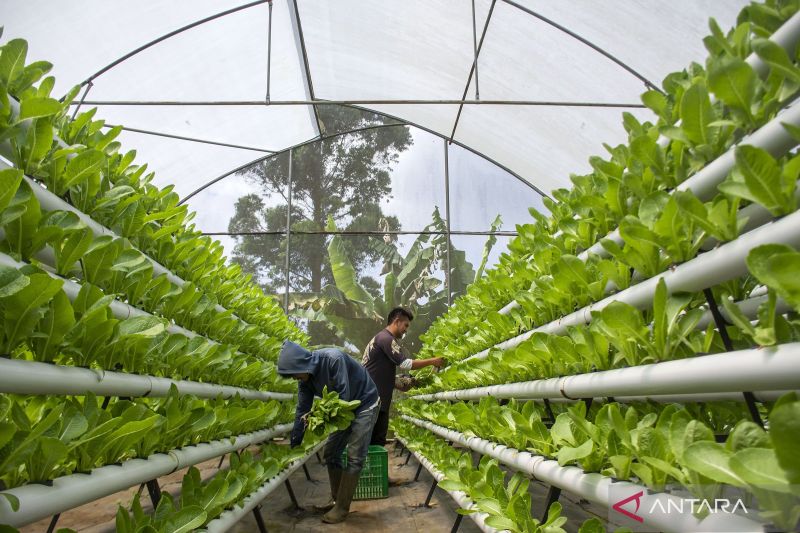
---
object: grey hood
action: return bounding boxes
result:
[278,340,315,376]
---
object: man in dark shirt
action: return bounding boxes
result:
[278,340,380,524]
[362,307,445,447]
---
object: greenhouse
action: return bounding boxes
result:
[1,0,799,531]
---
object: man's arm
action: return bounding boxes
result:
[380,336,444,371]
[409,357,445,370]
[290,382,313,448]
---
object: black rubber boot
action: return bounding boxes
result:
[322,470,360,523]
[313,467,342,513]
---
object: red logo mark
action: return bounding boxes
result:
[613,490,645,523]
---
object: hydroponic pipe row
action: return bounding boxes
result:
[461,206,800,365]
[401,416,763,533]
[393,436,500,533]
[202,440,326,533]
[0,251,290,400]
[411,342,800,402]
[490,14,800,318]
[0,156,287,356]
[0,250,188,334]
[0,423,293,527]
[495,103,799,318]
[1,118,230,319]
[0,358,292,401]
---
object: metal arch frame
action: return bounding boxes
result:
[288,0,323,136]
[74,99,643,107]
[344,103,550,198]
[450,0,497,142]
[177,102,552,206]
[50,0,659,200]
[178,121,404,205]
[101,124,275,153]
[500,0,664,93]
[89,98,632,199]
[205,230,519,237]
[68,0,270,92]
[61,0,663,110]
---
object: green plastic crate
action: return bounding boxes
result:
[341,445,389,500]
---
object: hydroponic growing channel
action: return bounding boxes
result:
[2,1,800,532]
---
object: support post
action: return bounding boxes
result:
[451,513,464,533]
[444,139,452,307]
[253,504,268,533]
[46,514,60,533]
[541,486,561,522]
[543,398,555,423]
[424,479,438,507]
[703,288,765,427]
[217,455,225,469]
[284,150,293,313]
[404,449,413,466]
[302,463,313,481]
[145,479,161,508]
[414,462,424,481]
[265,0,273,103]
[285,479,300,509]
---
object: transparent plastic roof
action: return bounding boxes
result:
[3,0,753,349]
[5,0,748,200]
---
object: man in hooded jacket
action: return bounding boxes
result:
[277,340,380,524]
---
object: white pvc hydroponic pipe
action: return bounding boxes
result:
[0,250,193,335]
[462,207,800,364]
[0,155,255,326]
[0,252,290,399]
[402,416,766,533]
[492,11,800,319]
[496,102,800,319]
[203,440,326,533]
[580,104,800,261]
[0,156,184,289]
[546,390,794,404]
[412,342,800,402]
[0,358,292,401]
[0,423,292,527]
[393,437,500,533]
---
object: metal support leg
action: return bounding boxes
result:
[100,396,111,410]
[543,398,555,423]
[302,463,313,481]
[414,462,424,481]
[703,288,765,427]
[253,505,268,533]
[285,479,300,509]
[404,449,413,466]
[217,455,225,469]
[541,486,561,522]
[46,514,60,533]
[146,479,161,508]
[451,513,464,533]
[424,480,438,507]
[316,451,323,464]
